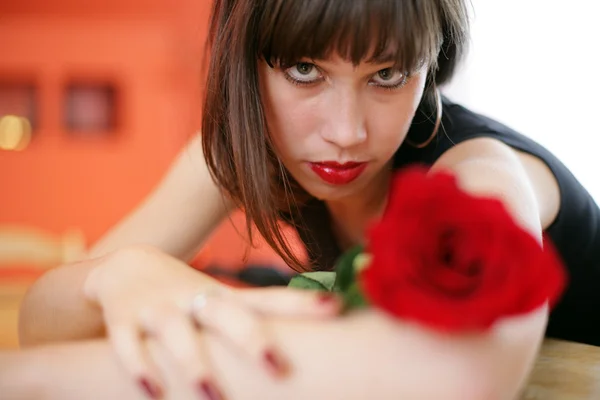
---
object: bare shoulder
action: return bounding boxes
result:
[432,137,560,230]
[89,134,233,261]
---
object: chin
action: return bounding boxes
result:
[300,178,370,202]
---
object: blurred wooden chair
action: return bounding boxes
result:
[0,226,86,348]
[0,225,86,270]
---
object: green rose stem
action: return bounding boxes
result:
[288,246,371,312]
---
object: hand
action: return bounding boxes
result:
[83,245,340,399]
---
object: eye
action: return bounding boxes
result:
[284,62,323,85]
[370,68,408,89]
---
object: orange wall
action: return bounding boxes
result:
[0,16,195,239]
[0,1,298,272]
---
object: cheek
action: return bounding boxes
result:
[260,78,320,155]
[366,104,413,144]
[366,77,426,153]
[267,94,318,139]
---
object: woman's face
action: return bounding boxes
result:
[259,55,427,202]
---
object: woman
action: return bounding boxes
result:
[10,0,600,399]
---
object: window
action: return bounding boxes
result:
[64,83,117,133]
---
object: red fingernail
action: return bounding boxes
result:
[264,349,290,377]
[317,292,337,304]
[139,378,163,399]
[198,379,225,400]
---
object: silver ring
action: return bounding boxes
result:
[191,291,210,315]
[189,286,227,316]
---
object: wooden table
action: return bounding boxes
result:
[0,282,29,349]
[521,339,600,399]
[1,283,599,398]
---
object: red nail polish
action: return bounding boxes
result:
[264,349,290,376]
[139,378,163,399]
[317,293,337,304]
[198,379,224,400]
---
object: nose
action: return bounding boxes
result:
[320,88,367,149]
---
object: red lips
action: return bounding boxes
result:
[309,161,367,185]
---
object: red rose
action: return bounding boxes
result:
[360,167,567,332]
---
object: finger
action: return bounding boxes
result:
[191,294,289,378]
[140,306,226,400]
[108,324,164,399]
[232,287,342,317]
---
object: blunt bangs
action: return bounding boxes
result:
[258,0,445,73]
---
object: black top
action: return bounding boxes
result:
[287,96,600,347]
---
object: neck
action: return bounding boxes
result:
[325,166,392,251]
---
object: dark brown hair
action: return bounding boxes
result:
[201,0,470,271]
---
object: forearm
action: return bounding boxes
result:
[4,307,546,400]
[0,342,138,400]
[18,259,105,347]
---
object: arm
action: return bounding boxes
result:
[8,139,553,399]
[11,138,556,399]
[2,307,547,400]
[87,134,233,261]
[430,137,560,238]
[18,135,232,346]
[428,136,562,397]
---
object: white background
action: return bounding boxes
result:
[443,1,600,203]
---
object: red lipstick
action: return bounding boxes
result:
[309,161,367,185]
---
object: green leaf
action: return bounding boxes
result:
[334,245,364,291]
[343,282,369,311]
[288,271,337,292]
